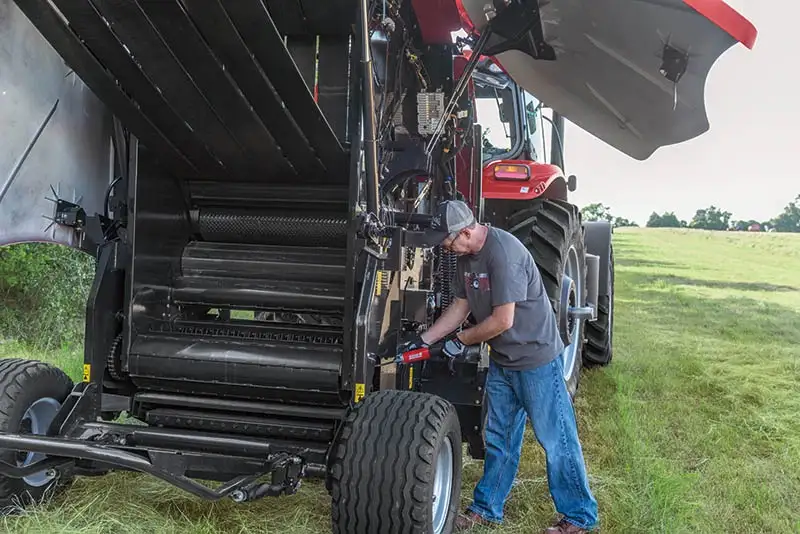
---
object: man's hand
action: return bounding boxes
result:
[418,297,471,345]
[396,331,427,358]
[442,333,467,359]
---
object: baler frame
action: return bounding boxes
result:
[0,0,495,515]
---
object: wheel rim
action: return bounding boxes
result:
[561,244,583,382]
[17,397,61,487]
[431,436,454,533]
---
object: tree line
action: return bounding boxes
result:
[580,194,800,233]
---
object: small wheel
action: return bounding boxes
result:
[329,390,462,534]
[0,358,74,514]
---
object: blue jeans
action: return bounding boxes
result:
[467,355,599,530]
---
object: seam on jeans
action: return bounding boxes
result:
[553,359,586,503]
[486,366,514,516]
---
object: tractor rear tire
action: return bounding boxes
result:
[329,390,462,534]
[507,199,586,399]
[584,244,614,366]
[0,358,74,514]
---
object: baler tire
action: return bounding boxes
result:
[0,358,74,514]
[507,199,586,398]
[329,390,462,534]
[584,245,614,366]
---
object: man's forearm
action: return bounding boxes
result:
[456,315,508,346]
[421,298,470,344]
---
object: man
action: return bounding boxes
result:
[399,200,598,533]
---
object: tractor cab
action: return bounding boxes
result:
[472,58,545,166]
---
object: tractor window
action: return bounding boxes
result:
[523,91,546,162]
[474,82,518,162]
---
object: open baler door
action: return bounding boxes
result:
[457,0,757,160]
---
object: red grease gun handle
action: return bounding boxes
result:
[396,343,484,365]
[396,346,433,364]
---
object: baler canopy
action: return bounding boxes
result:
[456,0,757,160]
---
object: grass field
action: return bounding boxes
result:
[2,228,799,533]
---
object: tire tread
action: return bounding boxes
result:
[507,199,585,396]
[330,390,459,534]
[0,358,73,511]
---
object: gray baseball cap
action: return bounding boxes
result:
[420,200,476,245]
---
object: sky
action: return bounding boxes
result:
[561,0,796,225]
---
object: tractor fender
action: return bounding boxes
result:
[582,221,613,296]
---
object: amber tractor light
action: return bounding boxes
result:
[493,164,530,180]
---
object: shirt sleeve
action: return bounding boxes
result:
[452,268,466,299]
[490,257,529,307]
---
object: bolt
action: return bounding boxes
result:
[231,490,246,503]
[45,469,57,478]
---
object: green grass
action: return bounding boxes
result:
[2,228,800,533]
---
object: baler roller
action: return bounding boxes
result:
[181,242,347,284]
[195,210,349,247]
[129,334,342,394]
[172,276,345,312]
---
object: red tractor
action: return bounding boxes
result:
[0,0,756,531]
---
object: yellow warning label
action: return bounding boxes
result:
[408,366,414,390]
[354,383,366,402]
[82,364,91,383]
[375,271,384,296]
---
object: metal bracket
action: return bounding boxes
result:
[482,0,556,60]
[43,184,85,239]
[230,453,306,502]
[659,42,689,84]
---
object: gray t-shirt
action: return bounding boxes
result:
[453,226,564,370]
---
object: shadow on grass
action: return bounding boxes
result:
[626,272,798,293]
[614,257,682,270]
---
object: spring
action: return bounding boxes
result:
[438,249,457,310]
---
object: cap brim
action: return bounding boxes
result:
[419,229,449,246]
